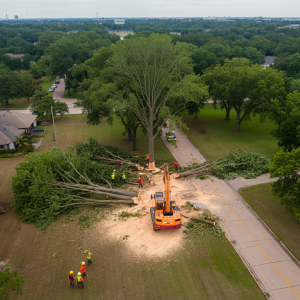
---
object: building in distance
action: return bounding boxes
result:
[114,19,125,25]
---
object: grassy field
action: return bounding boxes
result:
[182,105,278,161]
[0,114,265,299]
[40,78,56,91]
[114,31,134,38]
[0,97,32,110]
[239,183,300,261]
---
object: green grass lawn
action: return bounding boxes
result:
[38,114,174,162]
[239,183,300,261]
[40,78,56,91]
[182,104,279,161]
[0,97,32,110]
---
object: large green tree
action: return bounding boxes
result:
[46,35,90,95]
[203,58,285,131]
[269,91,300,151]
[269,148,300,221]
[0,67,23,105]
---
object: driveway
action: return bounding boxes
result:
[161,127,300,300]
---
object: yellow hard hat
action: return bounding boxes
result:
[70,271,73,274]
[82,262,85,265]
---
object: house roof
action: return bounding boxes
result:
[0,124,24,145]
[0,111,37,129]
[265,56,275,65]
[5,53,24,58]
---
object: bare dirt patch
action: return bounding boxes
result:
[99,173,215,258]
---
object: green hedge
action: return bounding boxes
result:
[0,149,6,154]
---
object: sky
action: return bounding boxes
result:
[1,0,300,19]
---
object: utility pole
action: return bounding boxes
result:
[51,106,58,147]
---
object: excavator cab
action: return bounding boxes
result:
[150,163,181,231]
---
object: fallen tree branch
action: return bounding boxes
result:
[182,214,215,226]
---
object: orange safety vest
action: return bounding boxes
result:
[147,155,149,159]
[80,265,85,274]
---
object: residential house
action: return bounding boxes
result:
[263,56,275,68]
[0,111,37,152]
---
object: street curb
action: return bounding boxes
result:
[224,179,300,270]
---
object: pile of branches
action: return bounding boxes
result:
[76,137,143,169]
[12,146,139,230]
[172,151,271,180]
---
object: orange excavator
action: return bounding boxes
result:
[150,163,181,231]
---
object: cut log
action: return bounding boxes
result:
[182,214,215,226]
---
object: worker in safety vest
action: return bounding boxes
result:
[147,154,149,164]
[69,271,75,287]
[122,173,126,184]
[138,177,143,188]
[173,162,178,171]
[111,173,115,184]
[84,250,93,266]
[80,262,86,277]
[117,160,121,167]
[76,272,84,289]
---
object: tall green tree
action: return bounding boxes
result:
[0,68,23,105]
[19,71,35,100]
[204,58,285,131]
[46,36,91,95]
[269,148,300,221]
[31,94,56,120]
[109,34,207,166]
[55,100,69,117]
[269,91,300,151]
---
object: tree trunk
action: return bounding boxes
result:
[195,110,198,118]
[148,132,155,169]
[127,131,132,142]
[132,129,137,151]
[235,111,240,132]
[68,87,71,96]
[225,108,230,120]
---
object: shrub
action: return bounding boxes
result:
[0,149,6,154]
[9,149,16,154]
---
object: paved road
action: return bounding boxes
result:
[0,79,83,115]
[161,127,300,300]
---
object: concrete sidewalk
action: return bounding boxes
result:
[161,127,300,300]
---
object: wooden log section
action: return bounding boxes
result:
[182,214,215,226]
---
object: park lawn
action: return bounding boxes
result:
[182,104,279,161]
[239,183,300,261]
[0,97,32,110]
[0,215,264,300]
[40,78,56,91]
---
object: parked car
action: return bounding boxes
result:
[166,129,176,142]
[52,84,57,88]
[55,80,60,84]
[49,87,54,92]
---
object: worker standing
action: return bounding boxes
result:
[69,271,75,287]
[80,262,87,277]
[84,250,93,266]
[173,162,178,171]
[122,173,126,184]
[117,160,121,168]
[147,154,149,164]
[111,172,115,184]
[138,177,143,188]
[76,272,84,289]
